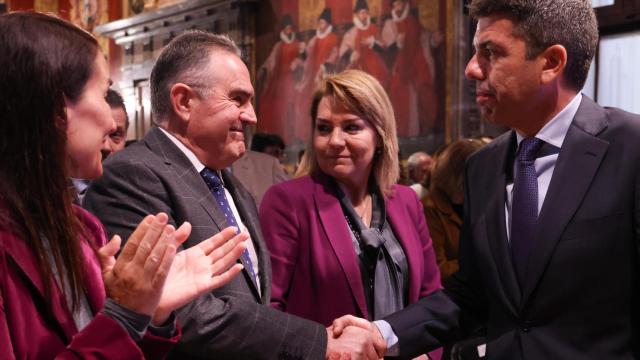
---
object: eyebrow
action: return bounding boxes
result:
[315,116,364,122]
[230,87,253,100]
[476,40,493,50]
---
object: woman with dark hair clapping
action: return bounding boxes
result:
[0,12,247,358]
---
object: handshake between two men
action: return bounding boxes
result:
[326,315,391,360]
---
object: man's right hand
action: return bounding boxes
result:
[326,325,381,360]
[329,315,387,358]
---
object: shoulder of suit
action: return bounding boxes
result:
[102,138,159,169]
[388,184,420,206]
[601,105,640,130]
[266,175,314,198]
[389,183,413,197]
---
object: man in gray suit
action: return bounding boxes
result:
[85,31,377,360]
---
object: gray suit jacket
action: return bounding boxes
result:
[84,127,326,360]
[385,97,640,359]
[231,150,289,208]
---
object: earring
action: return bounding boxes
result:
[375,147,382,156]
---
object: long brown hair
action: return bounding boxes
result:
[429,139,484,203]
[0,12,100,309]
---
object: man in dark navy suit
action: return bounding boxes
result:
[334,1,640,359]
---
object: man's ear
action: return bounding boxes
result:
[170,83,197,122]
[540,44,567,85]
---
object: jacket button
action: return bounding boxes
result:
[520,321,532,332]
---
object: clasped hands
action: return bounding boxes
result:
[98,212,247,325]
[326,315,387,360]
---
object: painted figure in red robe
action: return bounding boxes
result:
[339,0,389,89]
[382,0,440,137]
[296,8,338,142]
[324,0,353,27]
[258,14,303,140]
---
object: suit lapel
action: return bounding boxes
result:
[313,175,369,318]
[222,169,265,301]
[386,194,422,301]
[144,129,262,299]
[143,128,228,233]
[522,98,609,303]
[485,133,522,310]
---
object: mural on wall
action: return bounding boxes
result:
[257,0,446,148]
[70,0,106,30]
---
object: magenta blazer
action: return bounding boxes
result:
[259,173,442,325]
[0,205,178,359]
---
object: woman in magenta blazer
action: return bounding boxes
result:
[0,12,245,358]
[259,71,442,351]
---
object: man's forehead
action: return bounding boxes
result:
[473,16,517,45]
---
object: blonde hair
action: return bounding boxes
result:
[295,70,399,196]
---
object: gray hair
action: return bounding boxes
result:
[468,0,598,90]
[407,151,431,168]
[150,30,241,123]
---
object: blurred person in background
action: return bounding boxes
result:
[102,88,130,159]
[407,151,433,198]
[422,139,484,283]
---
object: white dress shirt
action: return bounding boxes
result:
[158,127,261,293]
[505,93,581,240]
[375,93,583,356]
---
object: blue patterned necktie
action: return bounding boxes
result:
[200,168,257,283]
[510,137,544,285]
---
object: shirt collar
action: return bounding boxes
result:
[515,93,582,149]
[158,127,205,173]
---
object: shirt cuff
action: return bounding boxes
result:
[102,298,151,342]
[373,320,399,356]
[147,311,178,338]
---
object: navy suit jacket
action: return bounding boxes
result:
[385,97,640,359]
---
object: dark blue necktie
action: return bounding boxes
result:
[200,168,257,283]
[510,137,544,285]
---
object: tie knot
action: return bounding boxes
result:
[201,167,223,190]
[517,137,544,162]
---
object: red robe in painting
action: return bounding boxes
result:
[383,5,438,137]
[258,32,302,140]
[324,0,353,26]
[340,16,389,89]
[279,0,298,25]
[296,26,338,141]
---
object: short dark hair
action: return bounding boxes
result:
[105,88,129,130]
[150,30,241,123]
[251,133,285,152]
[468,0,598,90]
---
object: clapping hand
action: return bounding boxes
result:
[154,226,247,324]
[98,214,246,324]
